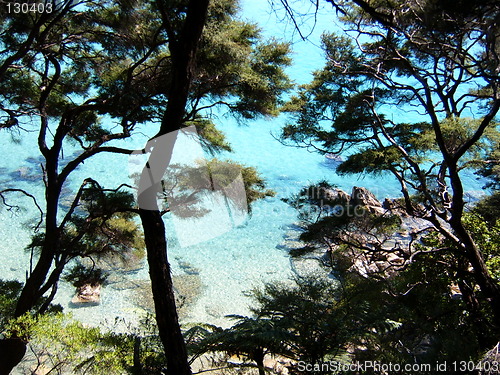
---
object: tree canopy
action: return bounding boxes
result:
[2,0,500,372]
[0,0,292,373]
[281,0,500,329]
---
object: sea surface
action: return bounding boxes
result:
[0,0,488,330]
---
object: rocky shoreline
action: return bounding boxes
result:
[283,186,433,279]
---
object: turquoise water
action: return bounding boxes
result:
[0,0,488,329]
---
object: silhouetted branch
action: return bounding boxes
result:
[0,188,44,231]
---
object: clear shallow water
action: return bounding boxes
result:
[0,0,488,329]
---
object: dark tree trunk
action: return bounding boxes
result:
[136,1,209,374]
[447,163,500,328]
[253,349,266,375]
[0,338,27,375]
[156,0,211,137]
[14,250,53,317]
[15,153,61,317]
[133,336,142,375]
[139,209,191,374]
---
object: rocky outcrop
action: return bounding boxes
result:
[324,186,385,213]
[324,186,419,219]
[351,186,382,208]
[71,284,101,306]
[350,186,385,214]
[299,186,434,277]
[480,342,500,374]
[325,188,351,205]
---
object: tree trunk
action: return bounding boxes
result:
[0,338,27,375]
[14,250,54,317]
[449,215,500,328]
[133,336,142,375]
[134,1,209,374]
[139,209,191,375]
[253,349,266,375]
[15,156,61,317]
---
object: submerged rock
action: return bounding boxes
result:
[130,274,202,321]
[176,258,201,275]
[325,153,344,162]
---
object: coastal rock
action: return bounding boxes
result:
[71,284,101,306]
[291,256,327,278]
[382,198,393,209]
[325,153,344,162]
[481,342,500,374]
[289,185,433,279]
[351,186,382,208]
[264,355,294,375]
[382,197,413,217]
[325,188,351,205]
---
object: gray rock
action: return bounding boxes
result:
[351,186,382,208]
[325,188,351,205]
